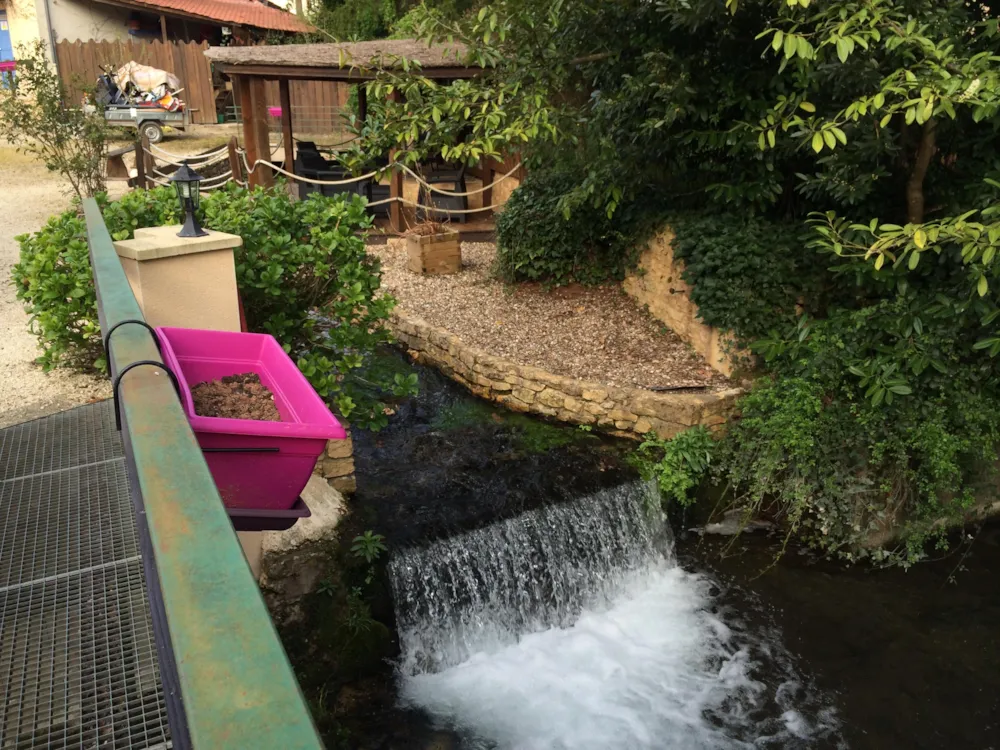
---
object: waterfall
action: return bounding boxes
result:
[389,482,841,750]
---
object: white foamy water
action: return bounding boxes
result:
[389,483,840,749]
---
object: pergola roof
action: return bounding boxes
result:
[205,39,476,80]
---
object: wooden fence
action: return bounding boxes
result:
[57,39,353,133]
[57,39,218,124]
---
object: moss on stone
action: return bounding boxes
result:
[431,398,596,454]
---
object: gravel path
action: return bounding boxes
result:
[0,151,110,428]
[375,240,732,391]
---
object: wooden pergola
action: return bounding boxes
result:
[204,40,485,233]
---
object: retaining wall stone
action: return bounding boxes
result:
[390,309,742,439]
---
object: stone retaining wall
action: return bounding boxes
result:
[315,430,356,494]
[624,227,746,377]
[392,310,742,439]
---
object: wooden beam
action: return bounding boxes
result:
[388,88,404,233]
[135,135,148,190]
[227,136,242,185]
[357,83,367,128]
[159,14,168,43]
[249,77,273,189]
[215,63,481,82]
[279,79,294,180]
[235,76,260,188]
[480,158,496,218]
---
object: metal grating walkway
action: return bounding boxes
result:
[0,401,170,749]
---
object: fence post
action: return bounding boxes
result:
[227,136,242,185]
[135,135,148,190]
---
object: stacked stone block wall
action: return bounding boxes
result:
[391,310,741,439]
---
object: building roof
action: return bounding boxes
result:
[114,0,314,33]
[205,39,474,76]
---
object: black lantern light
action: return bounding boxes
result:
[170,160,208,238]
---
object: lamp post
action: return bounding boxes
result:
[170,161,208,238]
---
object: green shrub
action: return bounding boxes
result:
[12,210,105,372]
[670,213,834,344]
[13,184,401,429]
[631,426,716,508]
[716,298,1000,566]
[495,170,652,286]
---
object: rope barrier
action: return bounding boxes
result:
[366,195,508,214]
[396,162,523,197]
[144,147,231,169]
[144,147,512,214]
[238,150,519,197]
[200,169,233,187]
[149,142,228,161]
[239,151,378,186]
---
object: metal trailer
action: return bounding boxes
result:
[104,104,189,144]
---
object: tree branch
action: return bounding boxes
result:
[906,118,937,224]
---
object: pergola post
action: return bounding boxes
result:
[249,77,274,189]
[235,76,258,187]
[387,88,404,233]
[356,84,367,128]
[279,79,295,184]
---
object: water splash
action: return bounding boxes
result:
[389,482,841,749]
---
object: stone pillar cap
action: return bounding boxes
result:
[114,225,243,261]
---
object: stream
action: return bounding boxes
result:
[323,350,1000,749]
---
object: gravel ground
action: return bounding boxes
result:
[0,127,254,428]
[375,240,732,391]
[0,150,111,428]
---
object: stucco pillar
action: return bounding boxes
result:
[113,225,263,578]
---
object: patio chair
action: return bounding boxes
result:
[417,162,469,224]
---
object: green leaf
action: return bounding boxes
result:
[836,37,850,63]
[978,275,989,297]
[880,113,893,128]
[799,101,816,113]
[913,229,927,248]
[772,31,784,52]
[888,385,912,395]
[783,33,797,59]
[908,251,920,270]
[873,92,885,109]
[822,130,836,149]
[811,132,823,153]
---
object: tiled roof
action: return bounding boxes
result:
[118,0,313,33]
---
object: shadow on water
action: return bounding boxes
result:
[289,348,1000,749]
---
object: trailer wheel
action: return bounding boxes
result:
[139,121,164,144]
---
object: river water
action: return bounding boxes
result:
[390,482,841,749]
[342,352,1000,750]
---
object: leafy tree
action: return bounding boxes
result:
[359,0,1000,561]
[0,42,109,200]
[310,0,479,41]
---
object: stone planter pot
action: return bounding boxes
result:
[407,230,461,274]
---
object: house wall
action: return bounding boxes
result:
[48,0,130,42]
[3,0,47,56]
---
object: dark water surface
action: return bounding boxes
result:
[328,352,1000,749]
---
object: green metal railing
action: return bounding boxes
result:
[83,199,322,750]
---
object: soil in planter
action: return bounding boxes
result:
[191,372,281,421]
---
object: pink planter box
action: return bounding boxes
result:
[267,106,282,118]
[156,327,347,510]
